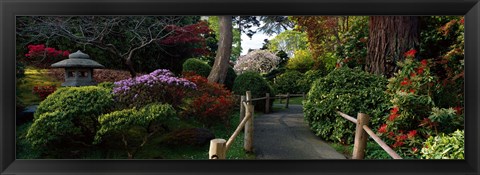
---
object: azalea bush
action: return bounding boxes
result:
[303,67,390,144]
[377,50,464,158]
[113,69,196,109]
[32,85,57,100]
[183,74,235,127]
[233,50,281,75]
[23,44,70,68]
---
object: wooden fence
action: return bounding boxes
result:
[336,111,402,159]
[209,91,306,159]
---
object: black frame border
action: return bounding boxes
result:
[1,0,479,175]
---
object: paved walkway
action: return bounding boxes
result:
[253,104,347,159]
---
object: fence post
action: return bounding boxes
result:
[352,113,370,159]
[240,95,246,124]
[244,104,254,152]
[209,139,226,159]
[265,93,270,114]
[285,93,290,108]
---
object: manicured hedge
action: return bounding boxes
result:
[232,71,274,112]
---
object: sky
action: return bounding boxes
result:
[240,25,277,55]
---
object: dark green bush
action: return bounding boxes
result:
[182,58,212,77]
[303,67,390,144]
[27,86,114,147]
[224,66,237,90]
[298,69,327,93]
[232,71,274,112]
[273,70,304,94]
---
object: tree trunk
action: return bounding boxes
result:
[208,16,233,84]
[125,57,137,78]
[365,16,419,77]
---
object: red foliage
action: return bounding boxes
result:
[24,44,70,68]
[32,85,57,100]
[160,21,212,56]
[404,49,417,57]
[48,68,133,83]
[183,74,235,127]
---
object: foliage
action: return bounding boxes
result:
[421,130,464,159]
[16,62,26,79]
[113,69,196,109]
[273,71,306,94]
[232,71,274,112]
[183,74,235,127]
[95,103,177,159]
[377,50,464,158]
[233,50,281,75]
[26,86,114,147]
[297,69,327,93]
[335,17,369,69]
[303,67,390,144]
[267,30,308,57]
[224,66,237,90]
[182,58,212,77]
[22,44,70,68]
[286,49,315,73]
[160,21,212,56]
[32,85,57,100]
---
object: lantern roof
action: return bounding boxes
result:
[51,50,104,69]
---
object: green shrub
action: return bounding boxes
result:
[303,67,390,144]
[27,86,114,147]
[421,130,464,159]
[182,58,212,77]
[232,71,274,112]
[224,66,237,90]
[273,71,304,94]
[286,49,315,73]
[297,69,326,93]
[95,103,177,159]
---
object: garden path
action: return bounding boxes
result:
[253,104,347,159]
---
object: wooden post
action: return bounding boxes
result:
[352,113,370,159]
[285,93,290,108]
[244,104,254,152]
[209,139,226,159]
[265,93,270,114]
[240,95,246,123]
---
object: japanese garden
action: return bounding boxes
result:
[15,16,464,160]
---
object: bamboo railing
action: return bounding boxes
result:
[336,111,402,159]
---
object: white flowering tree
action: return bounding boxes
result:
[233,50,281,75]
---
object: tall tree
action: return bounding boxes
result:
[257,16,294,36]
[208,16,233,84]
[365,16,420,77]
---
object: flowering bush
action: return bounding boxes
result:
[183,74,235,127]
[113,69,196,109]
[24,44,70,68]
[233,50,281,75]
[32,85,57,100]
[377,49,464,158]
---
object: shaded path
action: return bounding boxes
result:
[253,104,346,159]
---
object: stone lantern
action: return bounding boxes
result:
[51,50,104,87]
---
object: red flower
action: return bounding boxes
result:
[388,132,395,138]
[409,89,415,93]
[391,106,399,114]
[453,106,462,115]
[407,130,417,138]
[396,134,407,142]
[388,113,399,121]
[460,18,464,25]
[401,78,410,86]
[378,124,388,133]
[412,147,419,153]
[404,49,417,57]
[416,67,424,74]
[392,141,404,148]
[421,59,428,67]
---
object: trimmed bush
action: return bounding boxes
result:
[273,70,305,94]
[303,67,390,144]
[297,69,326,93]
[182,58,212,77]
[27,86,114,147]
[232,71,274,112]
[421,130,464,159]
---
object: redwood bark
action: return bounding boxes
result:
[208,16,233,84]
[366,16,419,77]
